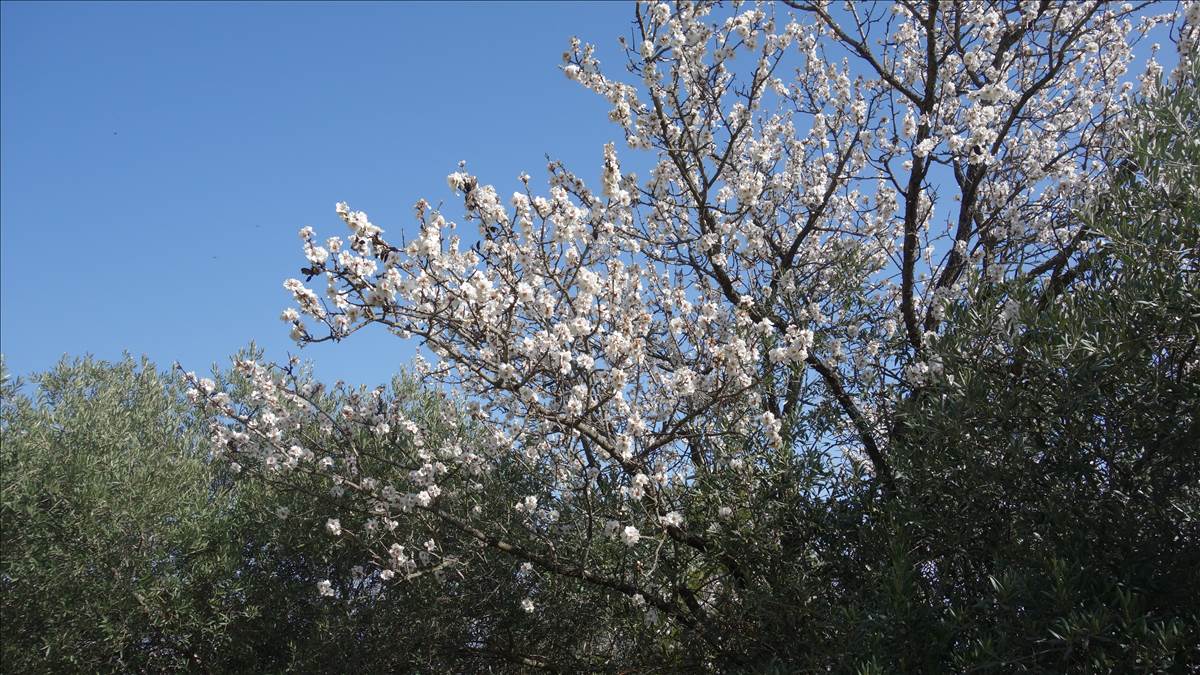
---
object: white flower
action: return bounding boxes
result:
[317,579,334,597]
[389,543,408,565]
[325,518,342,536]
[652,2,670,24]
[305,244,329,265]
[718,506,733,521]
[447,171,470,192]
[660,511,684,528]
[976,83,1005,104]
[380,569,395,581]
[616,435,634,460]
[521,598,535,613]
[621,525,641,546]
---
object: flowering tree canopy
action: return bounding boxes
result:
[190,1,1198,669]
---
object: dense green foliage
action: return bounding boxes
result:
[873,64,1200,671]
[0,356,243,671]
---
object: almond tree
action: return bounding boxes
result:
[191,1,1196,669]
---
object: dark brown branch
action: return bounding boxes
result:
[805,353,895,494]
[421,505,725,650]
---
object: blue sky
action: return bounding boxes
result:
[1,0,632,386]
[2,1,1178,388]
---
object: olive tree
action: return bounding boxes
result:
[1,356,245,671]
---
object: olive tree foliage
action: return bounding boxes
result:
[189,1,1198,670]
[860,56,1200,672]
[0,356,242,672]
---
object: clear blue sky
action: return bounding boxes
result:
[1,1,1177,387]
[1,0,632,386]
